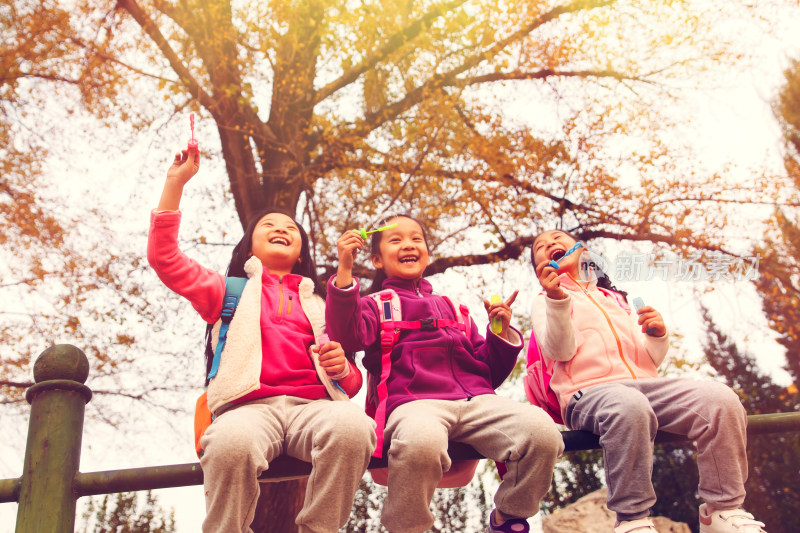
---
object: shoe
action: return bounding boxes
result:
[614,518,658,533]
[486,508,529,532]
[699,504,766,532]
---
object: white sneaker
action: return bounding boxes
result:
[699,504,766,532]
[614,518,658,533]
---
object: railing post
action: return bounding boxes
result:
[15,344,92,533]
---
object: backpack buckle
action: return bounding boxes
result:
[420,318,437,331]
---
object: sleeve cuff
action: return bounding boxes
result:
[329,364,351,381]
[329,275,358,291]
[490,326,523,348]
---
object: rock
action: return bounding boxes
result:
[542,489,691,533]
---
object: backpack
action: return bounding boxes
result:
[523,287,630,426]
[365,288,480,488]
[193,276,345,458]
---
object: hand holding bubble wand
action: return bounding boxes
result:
[486,291,519,335]
[315,333,346,394]
[632,297,657,336]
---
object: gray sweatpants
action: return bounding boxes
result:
[199,396,376,533]
[565,378,748,522]
[381,394,564,533]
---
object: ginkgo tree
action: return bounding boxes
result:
[4,0,800,530]
[755,55,800,384]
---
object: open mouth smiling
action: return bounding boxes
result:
[549,249,566,262]
[399,256,418,264]
[269,237,290,246]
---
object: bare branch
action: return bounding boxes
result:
[455,68,653,87]
[0,381,34,389]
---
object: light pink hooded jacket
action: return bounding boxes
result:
[531,274,670,423]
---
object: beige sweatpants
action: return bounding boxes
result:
[199,396,376,533]
[381,395,564,533]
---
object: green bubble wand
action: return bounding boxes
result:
[355,223,398,240]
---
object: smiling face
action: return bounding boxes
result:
[371,216,430,281]
[532,230,581,275]
[249,212,303,275]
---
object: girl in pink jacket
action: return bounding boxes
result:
[147,148,376,533]
[531,230,765,533]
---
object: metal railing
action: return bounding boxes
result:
[1,344,799,532]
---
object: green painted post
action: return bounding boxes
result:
[15,344,92,533]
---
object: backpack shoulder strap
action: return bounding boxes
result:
[366,289,402,458]
[208,276,248,380]
[441,295,471,336]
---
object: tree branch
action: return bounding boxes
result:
[314,0,470,103]
[455,68,651,87]
[0,380,34,389]
[313,0,616,169]
[116,0,213,108]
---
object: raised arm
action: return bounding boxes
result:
[157,149,200,211]
[334,229,366,288]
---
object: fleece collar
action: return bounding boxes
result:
[382,276,433,296]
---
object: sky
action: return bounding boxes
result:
[2,2,800,532]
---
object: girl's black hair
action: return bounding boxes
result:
[531,229,628,300]
[203,207,324,383]
[366,214,430,294]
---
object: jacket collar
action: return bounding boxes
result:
[382,276,433,296]
[262,268,303,292]
[244,255,305,291]
[559,272,597,292]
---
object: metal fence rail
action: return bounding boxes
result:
[2,344,799,532]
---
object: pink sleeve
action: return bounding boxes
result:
[147,210,226,323]
[337,360,363,397]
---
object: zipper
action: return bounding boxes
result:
[436,297,471,398]
[568,274,636,379]
[277,276,284,317]
[287,294,293,315]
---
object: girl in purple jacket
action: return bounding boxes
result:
[326,215,563,533]
[147,148,376,533]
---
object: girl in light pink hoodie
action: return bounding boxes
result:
[530,230,765,533]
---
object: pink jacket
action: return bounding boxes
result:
[147,210,360,412]
[530,274,669,423]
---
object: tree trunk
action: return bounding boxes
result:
[250,479,309,533]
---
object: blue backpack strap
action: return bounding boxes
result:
[208,276,248,380]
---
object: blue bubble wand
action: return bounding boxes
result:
[548,242,583,269]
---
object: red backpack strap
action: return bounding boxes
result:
[441,296,470,335]
[367,289,402,458]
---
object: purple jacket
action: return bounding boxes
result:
[325,276,523,418]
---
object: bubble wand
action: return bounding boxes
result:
[355,223,398,240]
[315,333,347,394]
[187,113,199,154]
[548,242,583,270]
[490,294,503,334]
[632,297,657,336]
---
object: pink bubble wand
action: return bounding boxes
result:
[187,113,199,154]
